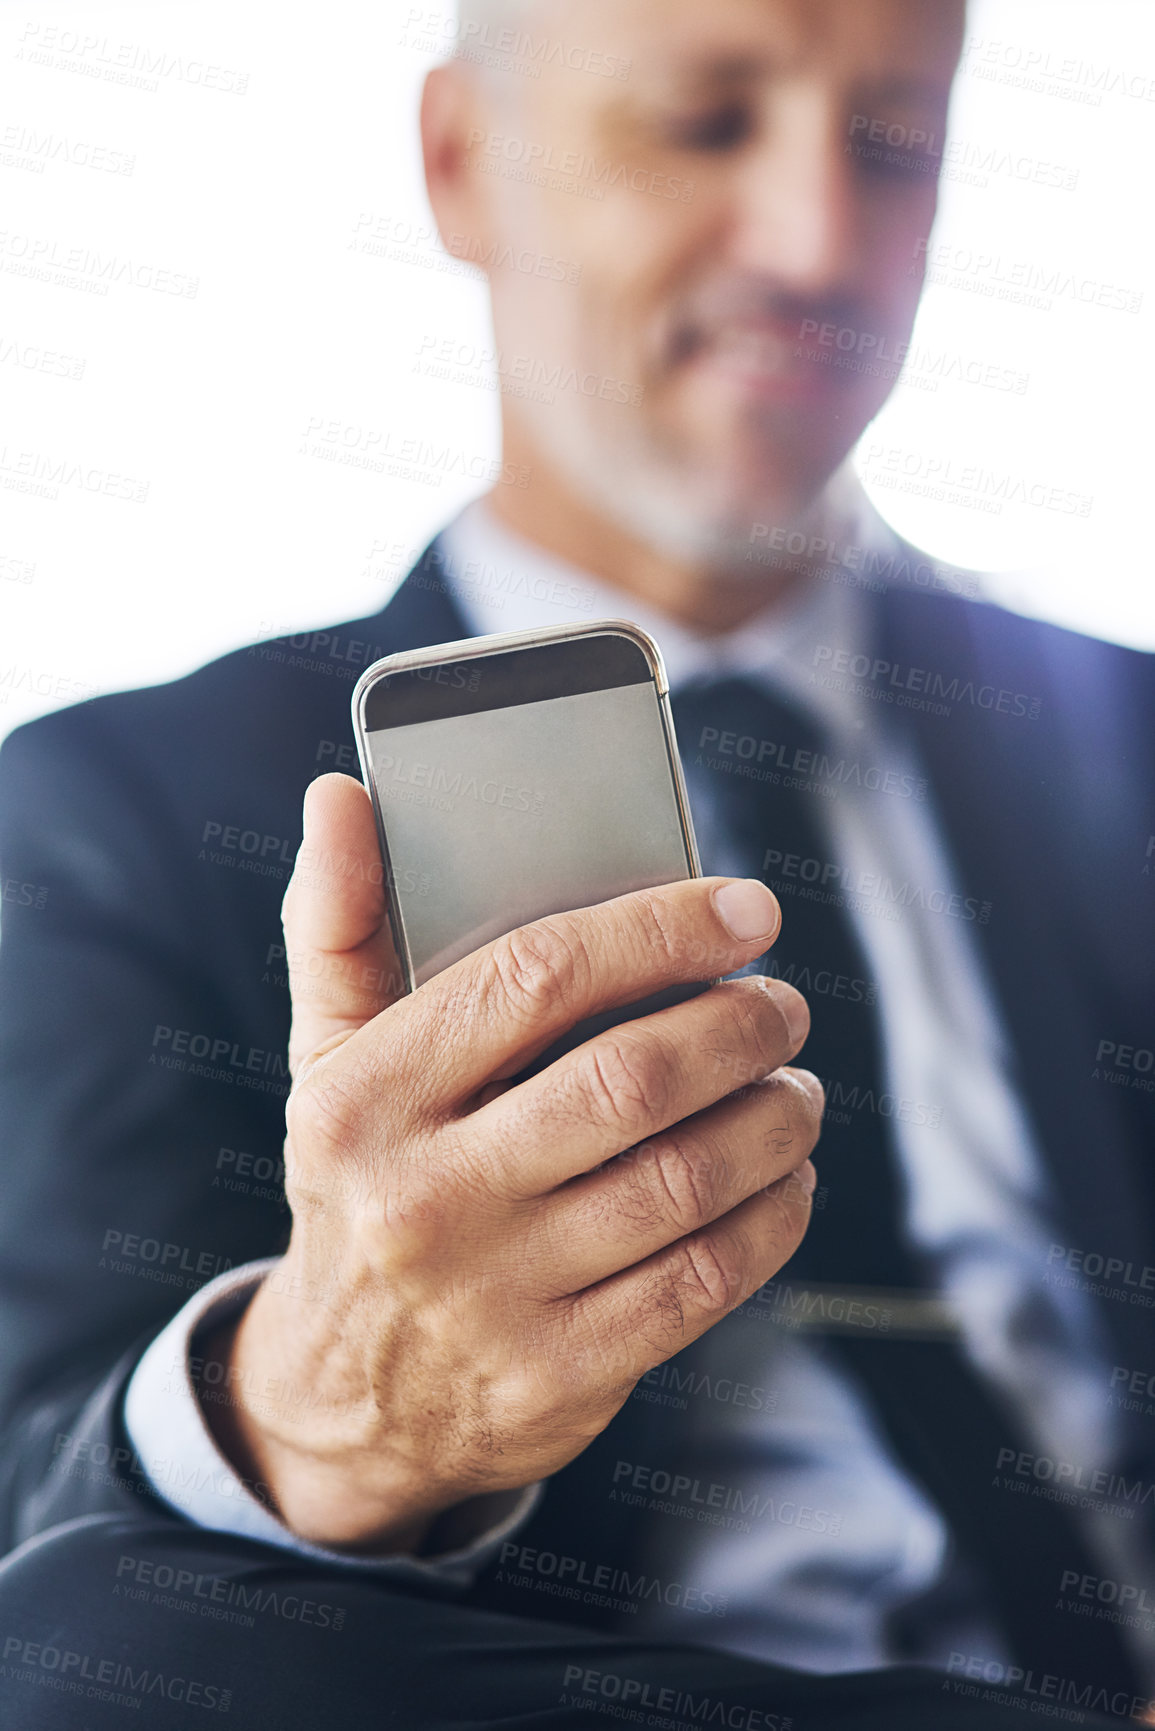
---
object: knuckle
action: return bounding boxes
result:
[782,1166,818,1224]
[647,1136,718,1234]
[669,1233,740,1315]
[699,981,796,1094]
[629,887,685,969]
[576,1027,675,1137]
[741,1069,824,1175]
[282,1052,390,1218]
[755,1114,801,1170]
[764,1170,814,1250]
[772,981,809,1042]
[285,1064,359,1160]
[755,978,806,1052]
[772,983,810,1045]
[487,918,588,1025]
[374,1182,453,1265]
[730,982,787,1080]
[782,1066,826,1138]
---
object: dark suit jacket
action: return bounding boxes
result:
[1,546,1153,1633]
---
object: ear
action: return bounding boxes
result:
[421,62,495,271]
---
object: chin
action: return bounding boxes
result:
[670,401,858,505]
[597,469,824,568]
[694,453,836,541]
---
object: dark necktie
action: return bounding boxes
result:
[670,673,1141,1694]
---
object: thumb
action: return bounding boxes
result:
[281,773,404,1081]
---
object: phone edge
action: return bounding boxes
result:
[349,618,704,999]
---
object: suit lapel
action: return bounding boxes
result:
[374,539,472,652]
[878,587,1154,1369]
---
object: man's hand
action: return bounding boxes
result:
[201,773,823,1554]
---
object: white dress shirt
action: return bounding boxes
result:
[126,487,1146,1675]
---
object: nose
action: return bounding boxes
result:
[727,86,860,295]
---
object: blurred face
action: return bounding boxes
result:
[443,0,964,560]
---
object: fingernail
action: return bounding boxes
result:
[714,880,780,943]
[797,1160,817,1196]
[779,988,810,1049]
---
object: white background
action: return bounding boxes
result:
[1,0,1152,747]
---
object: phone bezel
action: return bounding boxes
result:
[350,619,702,995]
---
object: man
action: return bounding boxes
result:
[1,1,1152,1725]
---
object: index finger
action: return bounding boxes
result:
[382,876,781,1109]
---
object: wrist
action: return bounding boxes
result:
[193,1300,436,1552]
[193,1275,505,1555]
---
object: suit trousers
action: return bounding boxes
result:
[0,1511,1117,1730]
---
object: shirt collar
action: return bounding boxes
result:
[435,482,892,739]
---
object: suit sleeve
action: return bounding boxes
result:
[121,1259,543,1581]
[0,698,291,1551]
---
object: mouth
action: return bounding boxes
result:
[670,318,859,403]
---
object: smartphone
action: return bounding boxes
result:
[351,620,706,1070]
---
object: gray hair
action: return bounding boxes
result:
[452,0,542,85]
[456,0,534,36]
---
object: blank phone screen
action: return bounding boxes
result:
[366,681,692,986]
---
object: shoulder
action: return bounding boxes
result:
[0,606,405,905]
[819,488,1151,711]
[0,550,468,901]
[874,556,1153,737]
[0,538,466,801]
[0,587,442,819]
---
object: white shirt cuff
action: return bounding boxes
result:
[123,1258,542,1586]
